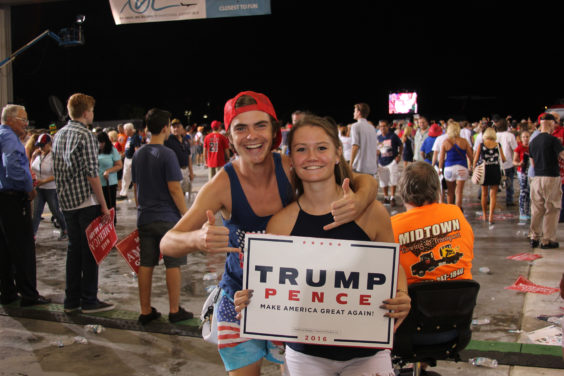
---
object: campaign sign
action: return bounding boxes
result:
[86,208,117,265]
[116,229,141,274]
[241,233,399,349]
[116,229,163,274]
[506,252,543,262]
[505,275,560,295]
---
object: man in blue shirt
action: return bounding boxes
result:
[377,120,403,206]
[0,104,50,307]
[164,118,194,195]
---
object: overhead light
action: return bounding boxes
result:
[76,15,86,24]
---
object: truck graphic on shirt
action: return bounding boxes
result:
[411,244,463,277]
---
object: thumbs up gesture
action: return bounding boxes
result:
[199,210,241,253]
[323,178,360,231]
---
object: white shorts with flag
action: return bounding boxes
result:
[216,290,285,371]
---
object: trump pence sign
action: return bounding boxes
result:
[241,233,399,349]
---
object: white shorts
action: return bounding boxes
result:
[284,346,394,376]
[378,160,399,188]
[444,165,469,182]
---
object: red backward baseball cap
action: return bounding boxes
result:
[223,90,281,150]
[210,120,222,130]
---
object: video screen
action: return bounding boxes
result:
[389,92,418,114]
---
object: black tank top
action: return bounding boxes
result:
[287,201,380,361]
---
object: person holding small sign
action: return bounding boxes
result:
[160,91,379,376]
[235,115,410,376]
[52,94,113,314]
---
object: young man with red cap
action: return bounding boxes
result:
[160,91,377,375]
[204,120,230,180]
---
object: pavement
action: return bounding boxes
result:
[1,163,563,375]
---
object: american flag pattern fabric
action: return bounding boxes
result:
[216,292,248,349]
[235,229,266,268]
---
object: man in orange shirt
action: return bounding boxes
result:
[391,161,473,285]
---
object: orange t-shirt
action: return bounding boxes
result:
[391,203,473,285]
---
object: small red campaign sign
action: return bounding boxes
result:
[86,208,117,265]
[506,252,543,261]
[116,229,141,274]
[115,230,163,274]
[505,275,560,295]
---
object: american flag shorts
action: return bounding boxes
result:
[215,290,285,371]
[216,290,248,349]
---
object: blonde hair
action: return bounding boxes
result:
[401,126,413,143]
[24,133,39,160]
[483,127,497,141]
[107,130,118,142]
[446,122,460,139]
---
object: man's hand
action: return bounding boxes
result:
[323,178,360,231]
[27,189,36,201]
[199,210,240,253]
[100,207,111,225]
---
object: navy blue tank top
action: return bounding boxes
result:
[219,153,293,298]
[287,203,380,361]
[445,143,467,168]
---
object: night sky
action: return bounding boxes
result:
[9,0,564,128]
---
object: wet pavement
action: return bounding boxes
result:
[1,164,563,375]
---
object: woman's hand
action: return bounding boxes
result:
[234,289,253,320]
[199,210,240,253]
[381,290,411,331]
[324,178,359,231]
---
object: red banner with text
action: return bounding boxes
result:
[86,208,117,265]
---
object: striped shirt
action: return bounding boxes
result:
[52,120,99,210]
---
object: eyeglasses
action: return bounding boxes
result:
[16,117,29,125]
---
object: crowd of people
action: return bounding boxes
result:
[1,91,563,375]
[0,95,231,319]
